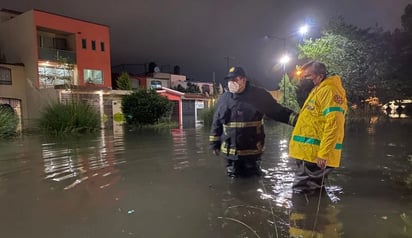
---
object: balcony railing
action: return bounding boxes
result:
[38,48,76,64]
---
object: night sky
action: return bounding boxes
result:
[2,0,412,89]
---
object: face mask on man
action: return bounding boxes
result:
[296,79,315,107]
[300,78,315,90]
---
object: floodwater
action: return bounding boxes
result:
[0,119,411,238]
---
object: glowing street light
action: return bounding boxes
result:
[279,54,290,65]
[264,24,310,44]
[264,24,311,105]
[299,24,309,36]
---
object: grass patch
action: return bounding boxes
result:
[37,102,100,135]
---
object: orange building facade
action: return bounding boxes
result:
[34,10,112,88]
[0,9,112,128]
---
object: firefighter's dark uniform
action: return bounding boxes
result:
[209,80,298,177]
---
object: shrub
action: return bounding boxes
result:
[121,89,173,125]
[38,102,100,135]
[116,72,132,90]
[0,105,18,138]
[199,103,215,128]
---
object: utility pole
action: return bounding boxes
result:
[224,56,236,70]
[264,24,309,105]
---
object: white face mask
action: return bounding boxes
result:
[228,81,240,93]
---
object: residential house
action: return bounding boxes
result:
[111,66,211,128]
[0,62,25,131]
[0,8,111,128]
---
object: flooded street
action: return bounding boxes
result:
[0,119,411,238]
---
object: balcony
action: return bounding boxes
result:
[38,47,76,64]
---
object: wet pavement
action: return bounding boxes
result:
[0,118,411,237]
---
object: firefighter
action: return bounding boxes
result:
[209,66,298,177]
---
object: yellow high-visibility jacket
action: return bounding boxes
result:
[289,75,347,168]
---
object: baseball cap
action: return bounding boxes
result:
[224,66,247,80]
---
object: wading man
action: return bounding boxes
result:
[209,66,298,177]
[289,61,347,193]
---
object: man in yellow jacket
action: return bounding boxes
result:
[289,61,347,193]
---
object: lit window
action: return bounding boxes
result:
[38,65,73,88]
[150,80,162,89]
[84,69,103,84]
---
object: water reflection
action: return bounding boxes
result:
[0,121,411,237]
[383,101,410,119]
[42,130,126,191]
[170,128,208,170]
[288,193,343,238]
[257,124,343,237]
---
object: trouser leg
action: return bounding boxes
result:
[243,157,262,176]
[225,159,236,177]
[292,160,334,191]
[226,156,262,177]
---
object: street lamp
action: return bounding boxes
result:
[299,24,309,36]
[264,24,310,104]
[264,24,310,46]
[279,54,290,104]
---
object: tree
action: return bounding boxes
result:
[392,4,412,100]
[401,4,412,34]
[186,82,201,93]
[121,89,173,125]
[116,72,132,90]
[172,82,201,93]
[173,84,186,92]
[297,7,412,106]
[298,19,397,104]
[278,73,300,111]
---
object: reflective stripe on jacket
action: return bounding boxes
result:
[289,75,347,167]
[209,82,297,160]
[220,120,264,156]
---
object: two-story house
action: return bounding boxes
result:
[0,8,111,129]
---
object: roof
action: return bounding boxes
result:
[157,87,185,96]
[0,62,25,66]
[183,93,209,100]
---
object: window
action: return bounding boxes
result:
[38,65,73,88]
[91,40,96,50]
[82,39,87,49]
[150,80,162,89]
[0,67,12,85]
[53,38,67,50]
[100,42,105,52]
[38,35,53,48]
[37,35,67,49]
[84,69,103,84]
[38,35,44,48]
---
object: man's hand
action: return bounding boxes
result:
[316,157,327,169]
[212,149,220,156]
